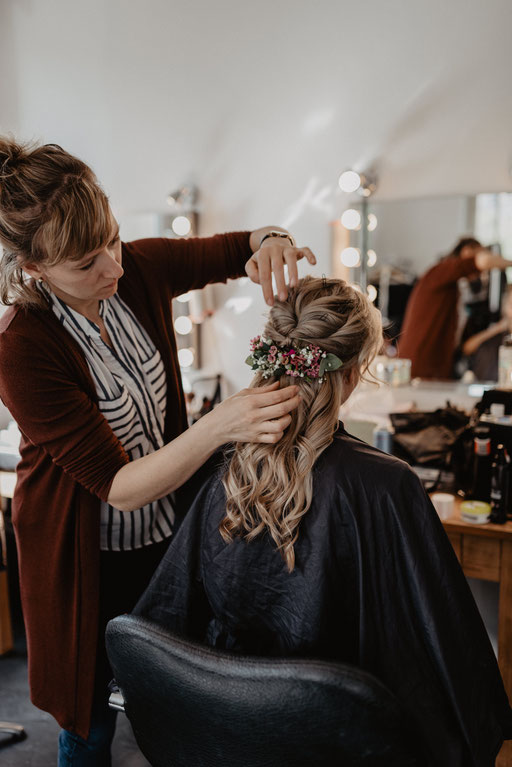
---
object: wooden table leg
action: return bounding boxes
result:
[497,540,512,767]
[0,508,13,655]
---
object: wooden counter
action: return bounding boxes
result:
[442,501,512,766]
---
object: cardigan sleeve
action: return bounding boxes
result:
[421,256,477,291]
[122,231,252,298]
[0,317,129,502]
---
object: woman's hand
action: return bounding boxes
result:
[246,231,317,306]
[206,382,301,445]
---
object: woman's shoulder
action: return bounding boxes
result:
[320,423,416,491]
[0,303,55,342]
[0,302,90,383]
[0,304,21,335]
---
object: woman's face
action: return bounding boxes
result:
[27,220,123,308]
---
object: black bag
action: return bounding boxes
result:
[389,405,471,475]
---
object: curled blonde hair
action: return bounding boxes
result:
[0,136,112,308]
[220,276,383,572]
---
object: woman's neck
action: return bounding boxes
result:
[46,285,101,324]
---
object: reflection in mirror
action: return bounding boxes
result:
[343,193,512,383]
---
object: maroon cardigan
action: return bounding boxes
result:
[0,232,251,738]
[398,255,477,379]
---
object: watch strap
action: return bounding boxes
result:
[259,230,295,248]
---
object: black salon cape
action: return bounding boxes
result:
[134,425,512,766]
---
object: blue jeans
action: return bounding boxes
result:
[58,698,117,766]
[57,540,169,766]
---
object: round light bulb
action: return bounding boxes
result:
[176,292,192,303]
[367,249,377,268]
[178,348,194,368]
[338,170,361,193]
[171,215,192,236]
[367,284,378,302]
[367,213,378,231]
[174,315,193,335]
[340,247,361,268]
[340,209,361,230]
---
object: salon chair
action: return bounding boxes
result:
[106,614,426,767]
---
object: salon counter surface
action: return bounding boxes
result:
[439,499,512,767]
[341,378,494,429]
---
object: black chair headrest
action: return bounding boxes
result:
[106,614,423,767]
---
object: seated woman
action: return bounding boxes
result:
[134,276,512,766]
[461,284,512,381]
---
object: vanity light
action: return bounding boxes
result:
[336,168,378,291]
[178,348,195,368]
[340,247,361,267]
[174,316,193,335]
[341,209,361,230]
[367,284,378,302]
[171,215,192,237]
[367,214,378,232]
[367,249,377,267]
[338,170,361,193]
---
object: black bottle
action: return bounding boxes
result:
[489,444,511,524]
[469,426,492,502]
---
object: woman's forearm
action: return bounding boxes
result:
[107,382,301,512]
[462,322,507,357]
[107,413,222,511]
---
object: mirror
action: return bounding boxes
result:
[349,192,512,383]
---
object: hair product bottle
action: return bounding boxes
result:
[489,444,511,524]
[498,334,512,389]
[469,426,492,503]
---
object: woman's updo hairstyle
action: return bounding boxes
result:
[221,276,384,572]
[263,275,383,389]
[0,136,112,308]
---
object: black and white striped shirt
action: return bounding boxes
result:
[45,288,175,551]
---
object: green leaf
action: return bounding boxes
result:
[245,355,255,367]
[319,353,343,377]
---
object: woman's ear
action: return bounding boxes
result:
[340,366,360,404]
[20,261,45,281]
[343,366,359,388]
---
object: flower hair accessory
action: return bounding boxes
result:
[245,336,343,383]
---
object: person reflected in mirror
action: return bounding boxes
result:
[398,237,511,379]
[461,284,512,381]
[135,276,512,767]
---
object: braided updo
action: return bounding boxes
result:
[263,275,382,375]
[221,276,383,571]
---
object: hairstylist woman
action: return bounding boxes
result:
[0,137,308,766]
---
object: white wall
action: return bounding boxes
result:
[2,0,512,391]
[366,195,474,276]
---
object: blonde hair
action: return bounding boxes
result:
[0,136,112,308]
[221,276,383,571]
